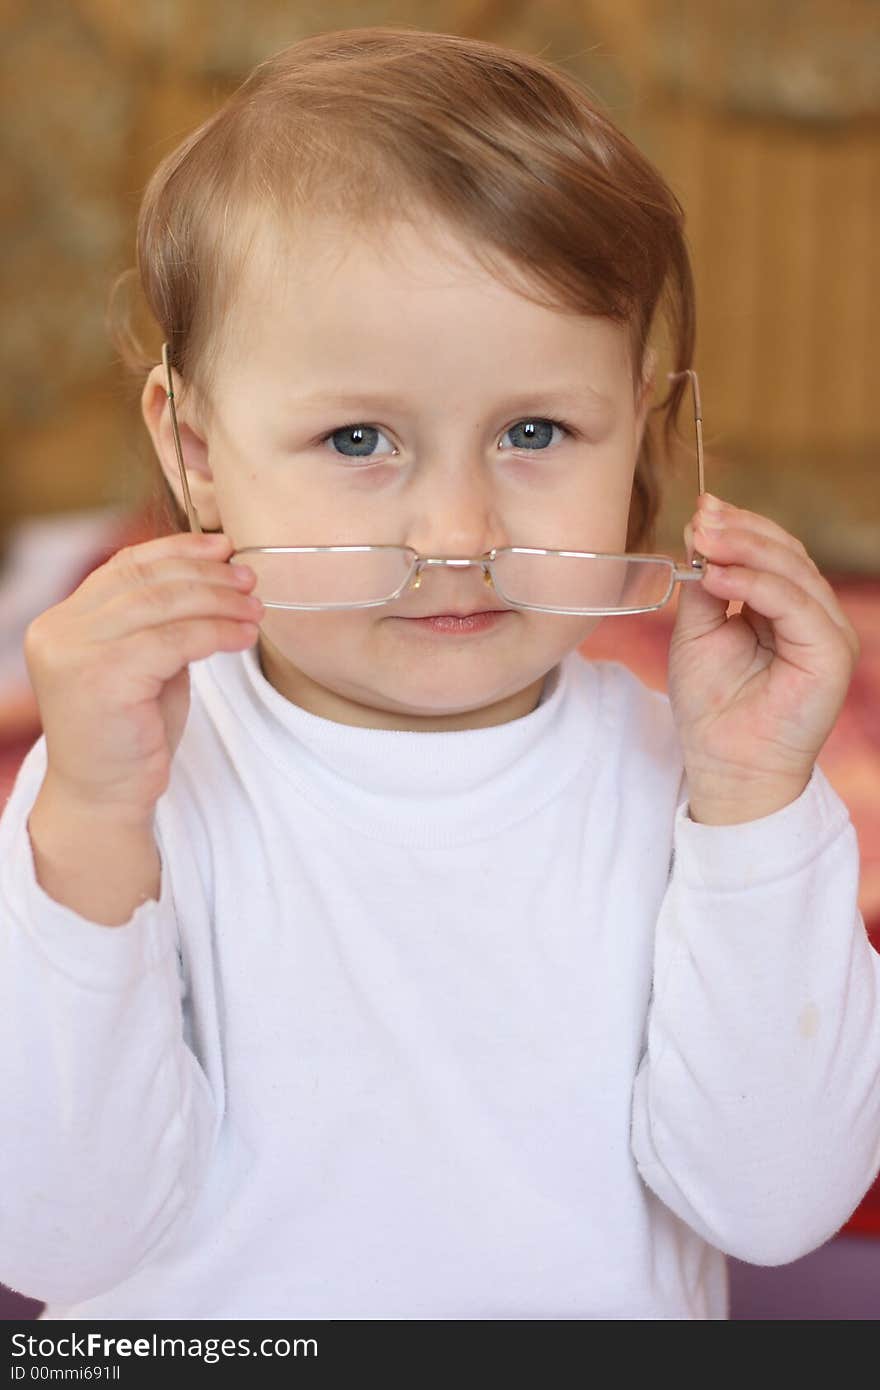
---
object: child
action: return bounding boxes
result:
[1,27,878,1321]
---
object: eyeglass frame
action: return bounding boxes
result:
[160,343,708,616]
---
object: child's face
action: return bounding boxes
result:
[155,214,654,730]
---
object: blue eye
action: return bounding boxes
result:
[501,418,571,451]
[322,424,394,460]
[321,418,573,462]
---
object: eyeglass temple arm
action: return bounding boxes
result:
[667,367,707,575]
[162,343,203,535]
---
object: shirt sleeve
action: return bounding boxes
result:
[631,761,880,1266]
[0,736,220,1305]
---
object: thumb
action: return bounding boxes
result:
[672,522,730,637]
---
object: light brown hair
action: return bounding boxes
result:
[108,25,696,549]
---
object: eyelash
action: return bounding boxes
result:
[318,416,578,462]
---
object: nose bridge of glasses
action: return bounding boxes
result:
[408,554,496,592]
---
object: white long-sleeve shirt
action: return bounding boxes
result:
[1,645,878,1320]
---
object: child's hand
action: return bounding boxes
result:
[667,494,860,825]
[24,532,264,828]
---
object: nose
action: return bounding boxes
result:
[402,453,505,561]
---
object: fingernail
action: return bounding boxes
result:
[701,492,724,513]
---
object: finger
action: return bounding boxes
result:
[113,615,263,687]
[694,496,812,562]
[693,520,859,656]
[91,579,265,643]
[69,537,256,614]
[674,521,737,637]
[95,530,233,570]
[689,496,862,664]
[740,600,776,652]
[696,557,854,676]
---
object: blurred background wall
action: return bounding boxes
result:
[2,0,878,568]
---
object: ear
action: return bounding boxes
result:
[141,363,223,532]
[634,347,657,455]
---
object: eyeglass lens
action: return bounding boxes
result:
[231,547,675,614]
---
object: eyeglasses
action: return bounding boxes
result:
[161,344,708,616]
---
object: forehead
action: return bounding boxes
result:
[218,212,632,393]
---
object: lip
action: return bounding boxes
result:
[391,610,512,636]
[402,609,507,619]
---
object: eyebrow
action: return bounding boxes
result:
[291,385,615,413]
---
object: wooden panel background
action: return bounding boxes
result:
[1,0,878,570]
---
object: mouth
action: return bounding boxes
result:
[403,608,508,619]
[389,608,513,635]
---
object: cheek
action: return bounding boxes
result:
[546,613,603,649]
[212,474,265,550]
[524,474,634,547]
[259,606,388,665]
[262,605,356,637]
